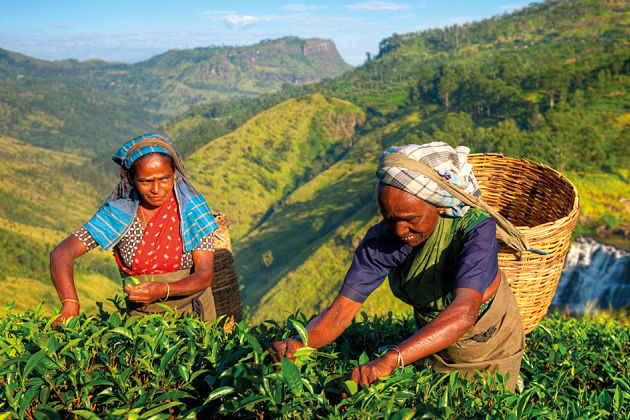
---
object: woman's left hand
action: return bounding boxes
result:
[349,352,398,387]
[124,281,167,304]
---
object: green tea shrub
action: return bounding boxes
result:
[1,298,628,419]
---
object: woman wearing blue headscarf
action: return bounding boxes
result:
[50,133,219,326]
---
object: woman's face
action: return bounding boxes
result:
[377,184,441,247]
[130,155,175,209]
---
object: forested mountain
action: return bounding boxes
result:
[0,37,350,156]
[1,0,628,320]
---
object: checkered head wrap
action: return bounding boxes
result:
[376,142,481,217]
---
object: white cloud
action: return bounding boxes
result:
[346,2,411,12]
[200,11,284,29]
[282,4,328,12]
[224,14,263,28]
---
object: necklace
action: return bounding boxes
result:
[138,205,149,228]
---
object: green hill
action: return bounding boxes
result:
[0,37,350,156]
[185,93,365,239]
[0,136,120,312]
[179,0,627,321]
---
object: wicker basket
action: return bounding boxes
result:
[211,214,243,323]
[468,154,580,334]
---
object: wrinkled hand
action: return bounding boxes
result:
[124,281,167,305]
[349,354,397,388]
[53,302,80,329]
[269,337,304,368]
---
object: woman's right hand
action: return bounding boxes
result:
[53,301,80,329]
[269,337,304,365]
[125,281,168,305]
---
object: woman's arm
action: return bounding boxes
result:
[349,287,483,387]
[50,234,89,326]
[270,294,363,363]
[124,250,214,304]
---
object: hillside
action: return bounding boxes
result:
[0,136,120,312]
[185,93,365,239]
[195,0,628,321]
[0,37,350,156]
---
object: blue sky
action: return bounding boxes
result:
[0,1,527,66]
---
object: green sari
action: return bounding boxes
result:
[388,208,525,391]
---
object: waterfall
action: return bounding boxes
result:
[551,236,630,314]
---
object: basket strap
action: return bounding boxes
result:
[381,153,530,253]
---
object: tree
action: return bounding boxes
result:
[438,66,457,111]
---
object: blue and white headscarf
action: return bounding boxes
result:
[84,133,218,251]
[376,142,481,217]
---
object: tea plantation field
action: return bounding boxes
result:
[1,298,628,419]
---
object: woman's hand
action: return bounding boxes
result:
[50,235,89,328]
[349,352,398,387]
[124,281,168,305]
[269,337,304,366]
[267,295,362,369]
[53,301,80,329]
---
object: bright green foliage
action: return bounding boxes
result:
[186,93,365,239]
[0,304,628,418]
[566,170,630,248]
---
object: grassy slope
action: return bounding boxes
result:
[0,217,120,315]
[567,169,630,249]
[185,93,365,239]
[240,112,423,321]
[0,136,120,314]
[0,135,105,231]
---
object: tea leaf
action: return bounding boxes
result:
[204,386,235,404]
[281,356,303,395]
[358,351,369,365]
[139,401,183,418]
[344,380,359,395]
[18,385,39,419]
[109,327,134,341]
[289,319,308,346]
[21,348,47,384]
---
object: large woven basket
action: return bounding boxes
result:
[211,214,242,323]
[468,154,580,334]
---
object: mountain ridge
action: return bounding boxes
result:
[0,37,351,156]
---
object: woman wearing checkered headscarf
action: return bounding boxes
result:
[50,133,219,325]
[272,142,525,392]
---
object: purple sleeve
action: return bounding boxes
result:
[339,221,413,303]
[454,218,500,294]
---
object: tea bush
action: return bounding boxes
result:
[1,298,628,419]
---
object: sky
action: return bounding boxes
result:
[0,1,527,66]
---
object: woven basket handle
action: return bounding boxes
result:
[381,153,530,253]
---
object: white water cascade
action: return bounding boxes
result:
[551,236,630,314]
